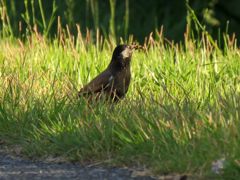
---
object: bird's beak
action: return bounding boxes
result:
[121,44,144,59]
[129,44,145,51]
[129,44,138,50]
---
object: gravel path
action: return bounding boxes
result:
[0,151,156,180]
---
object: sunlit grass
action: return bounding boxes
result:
[0,29,240,179]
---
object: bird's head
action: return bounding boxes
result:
[110,44,138,69]
[113,44,133,61]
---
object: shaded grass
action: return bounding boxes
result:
[0,31,240,179]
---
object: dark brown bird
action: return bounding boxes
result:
[78,44,139,102]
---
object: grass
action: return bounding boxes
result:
[0,27,240,179]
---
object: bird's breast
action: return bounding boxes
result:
[112,68,131,97]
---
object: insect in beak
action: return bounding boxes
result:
[129,44,145,51]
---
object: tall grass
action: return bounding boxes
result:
[2,0,192,42]
[0,2,240,179]
[0,20,240,179]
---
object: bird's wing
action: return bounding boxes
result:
[79,70,114,95]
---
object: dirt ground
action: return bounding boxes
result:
[0,144,191,180]
[0,149,157,180]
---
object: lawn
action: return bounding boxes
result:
[0,29,240,179]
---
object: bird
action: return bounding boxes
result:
[78,44,141,102]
